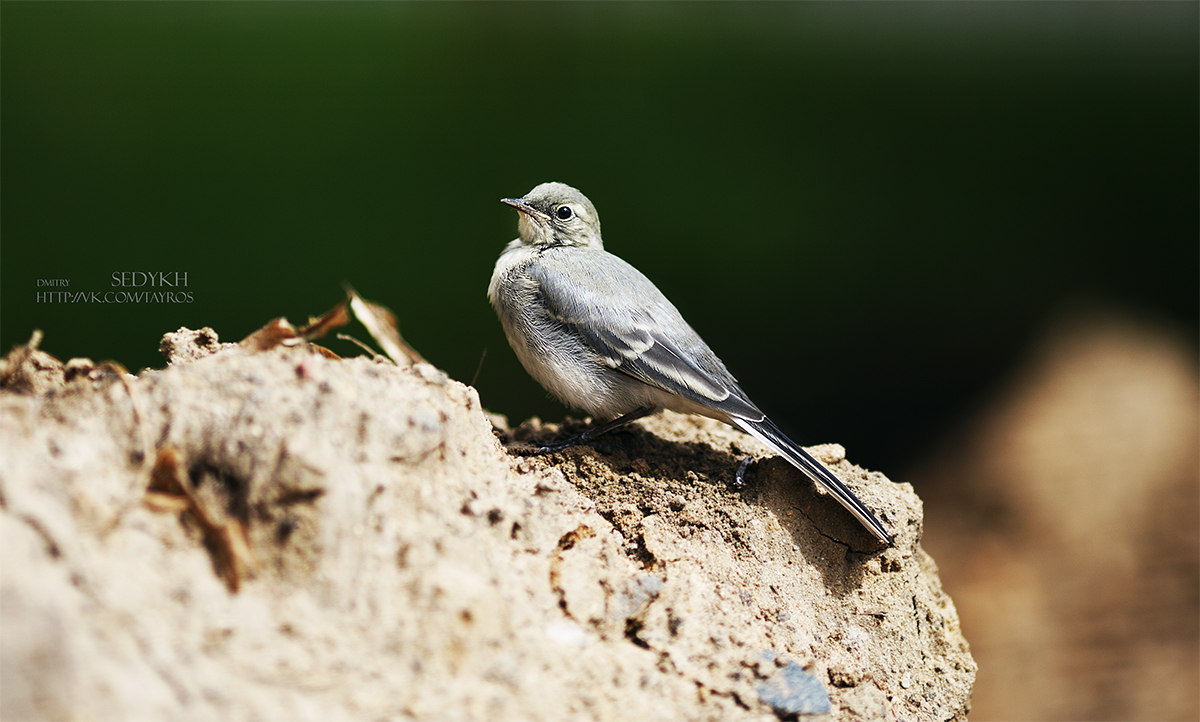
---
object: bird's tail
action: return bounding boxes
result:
[731,416,894,547]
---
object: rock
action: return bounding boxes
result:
[158,326,233,365]
[916,308,1199,720]
[0,329,975,721]
[0,330,65,394]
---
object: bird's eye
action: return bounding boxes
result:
[555,205,574,221]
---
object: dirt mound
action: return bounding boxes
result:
[0,328,974,720]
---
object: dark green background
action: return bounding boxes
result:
[3,2,1197,474]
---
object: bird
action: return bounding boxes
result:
[488,182,893,546]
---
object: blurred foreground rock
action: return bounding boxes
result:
[1,329,974,721]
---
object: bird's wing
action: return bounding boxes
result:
[529,251,893,546]
[531,251,763,420]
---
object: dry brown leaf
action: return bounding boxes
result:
[144,446,255,593]
[220,288,424,365]
[238,299,351,357]
[308,345,342,360]
[148,446,188,496]
[239,318,304,352]
[296,298,352,341]
[209,520,255,595]
[142,492,190,514]
[346,286,425,367]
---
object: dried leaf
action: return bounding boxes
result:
[209,520,255,594]
[239,318,303,352]
[346,286,425,367]
[144,446,255,593]
[308,344,342,360]
[238,299,350,356]
[233,289,422,365]
[142,492,190,514]
[297,299,351,341]
[337,333,386,360]
[148,446,188,496]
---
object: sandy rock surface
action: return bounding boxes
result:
[0,329,975,721]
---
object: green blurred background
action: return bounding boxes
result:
[3,2,1196,475]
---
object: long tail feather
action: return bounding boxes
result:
[732,416,893,546]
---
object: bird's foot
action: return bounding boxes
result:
[733,456,756,489]
[531,436,577,453]
[511,435,624,456]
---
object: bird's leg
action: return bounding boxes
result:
[532,406,656,453]
[734,456,756,488]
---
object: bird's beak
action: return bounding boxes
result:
[501,197,552,222]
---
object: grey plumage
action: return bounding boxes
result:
[489,182,892,546]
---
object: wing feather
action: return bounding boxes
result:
[531,250,762,420]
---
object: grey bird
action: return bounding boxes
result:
[489,182,893,546]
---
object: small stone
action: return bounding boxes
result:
[159,326,231,365]
[543,620,588,647]
[757,660,832,716]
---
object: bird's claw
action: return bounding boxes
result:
[532,438,574,453]
[517,436,625,455]
[734,456,756,489]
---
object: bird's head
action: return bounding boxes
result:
[501,182,603,250]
